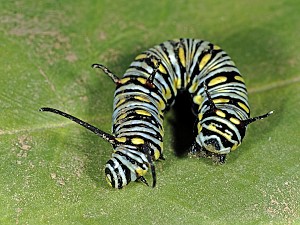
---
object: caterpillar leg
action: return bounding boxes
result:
[138,176,149,186]
[141,144,157,188]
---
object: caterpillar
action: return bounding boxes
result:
[40,38,273,189]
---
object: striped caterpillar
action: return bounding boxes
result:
[40,38,272,189]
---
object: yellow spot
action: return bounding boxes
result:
[136,109,151,117]
[105,176,112,186]
[131,138,145,145]
[158,99,166,110]
[164,88,172,99]
[134,95,150,103]
[197,123,202,132]
[193,95,203,105]
[234,75,245,83]
[158,64,167,74]
[137,77,147,85]
[216,109,226,118]
[213,45,221,50]
[152,59,160,69]
[159,142,164,152]
[173,77,182,89]
[198,113,203,121]
[230,117,241,125]
[199,54,212,70]
[185,74,191,84]
[213,98,230,104]
[208,124,231,141]
[154,149,160,160]
[115,137,127,143]
[238,102,250,114]
[117,113,127,120]
[135,53,147,60]
[178,47,186,67]
[189,82,198,93]
[136,167,147,176]
[119,77,131,84]
[231,143,240,151]
[208,76,227,87]
[173,78,178,87]
[207,64,219,72]
[116,98,126,108]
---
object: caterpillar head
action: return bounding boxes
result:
[39,107,156,189]
[105,157,133,189]
[104,147,154,189]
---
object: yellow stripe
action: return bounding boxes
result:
[137,77,147,85]
[213,98,230,104]
[136,167,147,176]
[178,47,186,67]
[185,74,191,85]
[158,99,166,110]
[134,95,150,103]
[119,77,131,84]
[234,75,245,83]
[216,110,226,118]
[164,88,172,99]
[231,143,240,151]
[151,58,158,67]
[230,117,241,125]
[116,98,126,108]
[213,45,221,50]
[208,76,227,87]
[199,54,211,70]
[198,113,203,121]
[189,81,198,93]
[105,176,112,187]
[135,53,147,60]
[115,137,127,143]
[207,64,219,72]
[117,113,127,120]
[159,142,164,153]
[158,64,167,74]
[238,102,250,113]
[208,124,232,141]
[197,123,202,132]
[154,149,160,160]
[193,95,203,105]
[174,78,182,89]
[173,78,178,88]
[131,137,145,145]
[135,109,151,117]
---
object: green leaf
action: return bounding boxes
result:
[1,0,299,224]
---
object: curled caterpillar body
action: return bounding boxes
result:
[40,38,272,189]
